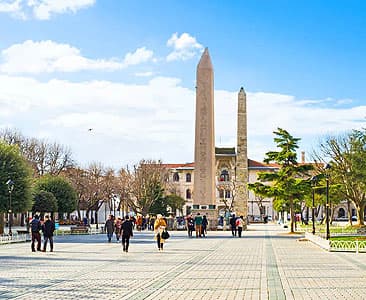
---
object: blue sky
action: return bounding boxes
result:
[0,0,366,168]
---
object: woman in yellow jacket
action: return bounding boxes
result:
[154,214,167,251]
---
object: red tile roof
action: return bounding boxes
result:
[163,160,279,169]
[162,163,195,169]
[248,159,279,168]
[163,160,316,170]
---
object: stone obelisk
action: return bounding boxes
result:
[235,87,248,229]
[193,48,216,212]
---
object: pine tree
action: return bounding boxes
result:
[248,128,313,233]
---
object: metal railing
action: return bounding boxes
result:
[0,233,29,244]
[330,240,366,253]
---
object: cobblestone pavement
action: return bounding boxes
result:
[1,224,366,299]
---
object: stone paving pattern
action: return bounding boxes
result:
[1,224,366,299]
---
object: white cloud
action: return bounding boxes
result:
[135,71,155,77]
[123,47,155,67]
[166,32,203,62]
[0,40,155,74]
[31,0,95,20]
[0,0,95,20]
[0,0,21,12]
[1,74,365,167]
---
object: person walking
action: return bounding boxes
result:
[115,217,122,242]
[105,215,114,243]
[136,215,143,231]
[30,215,42,252]
[230,214,237,237]
[202,215,208,237]
[236,216,244,238]
[154,214,167,251]
[120,216,134,252]
[194,213,203,238]
[42,215,55,252]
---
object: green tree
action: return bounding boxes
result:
[165,194,186,216]
[34,175,77,217]
[149,183,167,216]
[32,190,58,216]
[0,142,32,234]
[315,129,366,225]
[248,128,313,233]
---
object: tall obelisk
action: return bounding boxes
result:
[235,87,248,229]
[193,48,216,209]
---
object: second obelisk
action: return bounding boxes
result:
[193,48,216,217]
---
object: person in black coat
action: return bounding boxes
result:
[42,215,55,252]
[120,216,133,252]
[105,215,114,243]
[202,215,208,237]
[230,214,237,237]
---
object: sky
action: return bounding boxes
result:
[0,0,366,169]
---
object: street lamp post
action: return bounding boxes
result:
[325,164,331,240]
[311,176,317,235]
[6,179,14,236]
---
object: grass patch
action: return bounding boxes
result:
[331,236,366,241]
[298,223,359,234]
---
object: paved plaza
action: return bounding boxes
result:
[1,224,366,299]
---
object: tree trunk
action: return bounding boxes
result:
[320,205,325,225]
[330,203,334,225]
[95,211,98,229]
[21,213,25,226]
[357,204,365,226]
[0,213,4,234]
[347,200,353,226]
[289,197,295,233]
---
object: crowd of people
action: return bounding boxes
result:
[28,212,245,254]
[186,213,209,238]
[104,213,169,252]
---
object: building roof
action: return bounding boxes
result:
[248,159,279,169]
[163,163,195,170]
[163,159,280,170]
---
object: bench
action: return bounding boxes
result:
[70,226,89,234]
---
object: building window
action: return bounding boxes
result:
[186,173,191,182]
[173,172,179,182]
[186,189,191,199]
[338,208,345,218]
[225,190,231,198]
[220,170,230,182]
[219,189,224,198]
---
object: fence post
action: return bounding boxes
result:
[356,241,359,254]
